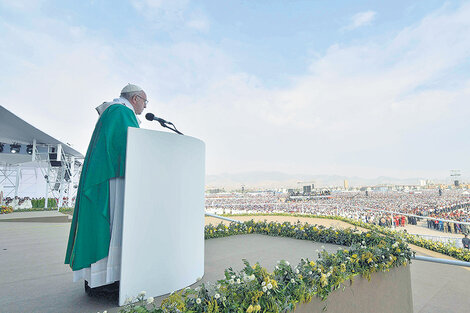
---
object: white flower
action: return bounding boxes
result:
[138,291,146,297]
[147,297,154,304]
[222,296,226,301]
[231,275,236,279]
[248,274,255,281]
[326,272,331,277]
[308,271,312,275]
[321,245,325,249]
[262,286,267,292]
[290,278,295,283]
[236,278,241,284]
[229,279,234,284]
[267,283,273,290]
[295,269,300,274]
[362,241,366,245]
[261,281,266,286]
[214,293,220,299]
[275,266,279,270]
[285,261,290,266]
[196,298,202,304]
[125,297,133,304]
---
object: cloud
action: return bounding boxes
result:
[1,3,470,178]
[343,10,377,31]
[131,0,210,32]
[186,16,210,32]
[0,0,45,12]
[163,3,470,176]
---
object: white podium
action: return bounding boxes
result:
[119,128,205,306]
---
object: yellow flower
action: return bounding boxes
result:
[366,233,371,237]
[271,279,278,288]
[320,273,328,287]
[352,254,358,259]
[367,258,373,263]
[309,261,315,267]
[344,250,348,254]
[254,304,261,312]
[396,248,401,253]
[247,305,254,313]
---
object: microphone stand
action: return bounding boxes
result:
[159,121,184,135]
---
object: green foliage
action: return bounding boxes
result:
[221,213,470,262]
[120,220,412,313]
[31,198,58,208]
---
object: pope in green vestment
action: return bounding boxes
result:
[65,104,139,271]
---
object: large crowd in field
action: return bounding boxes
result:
[205,189,470,234]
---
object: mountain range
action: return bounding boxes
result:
[206,171,453,190]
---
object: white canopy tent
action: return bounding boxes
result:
[0,105,84,208]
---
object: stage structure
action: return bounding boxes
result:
[0,105,84,208]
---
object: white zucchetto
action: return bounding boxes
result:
[121,83,143,94]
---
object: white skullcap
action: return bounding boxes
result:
[121,83,143,94]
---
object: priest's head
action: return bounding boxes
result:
[120,83,148,115]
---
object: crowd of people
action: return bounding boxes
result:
[1,196,33,209]
[0,196,61,210]
[205,189,470,234]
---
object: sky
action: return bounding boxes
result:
[1,0,470,179]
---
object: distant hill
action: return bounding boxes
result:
[205,171,448,190]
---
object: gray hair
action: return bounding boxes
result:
[121,90,144,101]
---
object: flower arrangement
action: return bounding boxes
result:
[0,205,13,214]
[120,220,412,313]
[222,213,470,262]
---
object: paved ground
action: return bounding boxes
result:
[0,214,469,312]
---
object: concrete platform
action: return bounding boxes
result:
[0,221,468,313]
[0,211,70,223]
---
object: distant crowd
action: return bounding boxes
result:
[1,196,59,209]
[2,196,33,209]
[206,190,470,234]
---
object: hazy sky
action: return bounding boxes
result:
[1,0,469,178]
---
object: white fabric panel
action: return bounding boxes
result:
[119,128,205,306]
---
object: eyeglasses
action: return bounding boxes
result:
[136,95,149,105]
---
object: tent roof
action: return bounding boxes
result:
[0,105,83,158]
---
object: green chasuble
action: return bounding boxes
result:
[65,104,139,271]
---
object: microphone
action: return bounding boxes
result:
[145,112,184,135]
[145,113,169,125]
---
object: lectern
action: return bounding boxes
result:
[119,128,205,306]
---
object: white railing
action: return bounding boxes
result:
[410,233,464,248]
